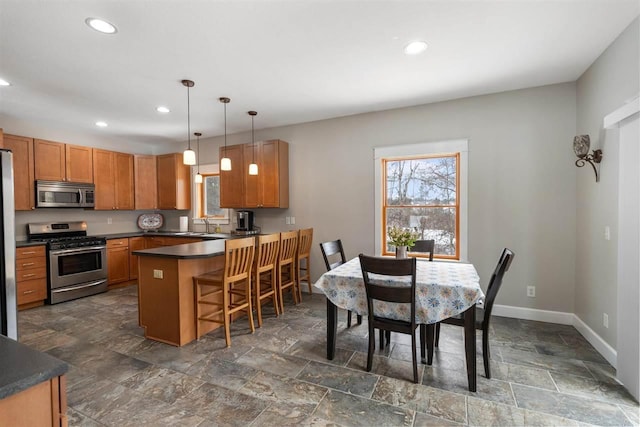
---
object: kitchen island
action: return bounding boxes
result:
[133,240,227,346]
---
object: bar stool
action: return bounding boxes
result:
[193,236,256,347]
[253,233,280,327]
[277,230,299,313]
[296,228,313,299]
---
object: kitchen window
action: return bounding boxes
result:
[192,165,229,224]
[374,140,468,260]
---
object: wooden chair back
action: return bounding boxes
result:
[482,248,515,325]
[297,228,313,259]
[320,239,346,271]
[359,255,417,310]
[256,233,280,273]
[410,239,435,261]
[279,231,298,266]
[224,237,256,283]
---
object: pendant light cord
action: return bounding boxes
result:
[251,114,255,164]
[187,85,191,150]
[224,101,227,155]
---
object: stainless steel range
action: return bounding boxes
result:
[27,222,107,304]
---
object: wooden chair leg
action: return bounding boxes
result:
[347,310,352,327]
[247,279,255,334]
[482,326,491,379]
[255,274,263,328]
[379,329,384,349]
[367,324,375,372]
[411,331,418,384]
[435,323,441,347]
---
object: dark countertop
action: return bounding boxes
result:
[133,239,227,259]
[15,240,46,248]
[0,335,68,400]
[16,231,235,247]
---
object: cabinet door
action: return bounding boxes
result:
[66,144,93,183]
[134,155,157,209]
[157,154,190,210]
[259,140,282,208]
[3,134,35,210]
[115,152,134,210]
[107,246,130,285]
[128,237,145,280]
[34,139,66,181]
[219,144,245,208]
[244,143,260,208]
[92,149,116,210]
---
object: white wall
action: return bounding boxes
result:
[575,17,640,348]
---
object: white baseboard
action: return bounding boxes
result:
[492,304,617,368]
[492,304,573,324]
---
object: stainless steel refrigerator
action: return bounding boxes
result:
[0,149,17,340]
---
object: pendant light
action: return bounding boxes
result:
[248,111,258,176]
[194,132,203,183]
[219,97,232,171]
[182,80,196,165]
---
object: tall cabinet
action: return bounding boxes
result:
[157,153,191,210]
[220,139,289,209]
[92,149,134,210]
[134,154,158,210]
[1,134,35,210]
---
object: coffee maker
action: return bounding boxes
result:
[236,210,255,232]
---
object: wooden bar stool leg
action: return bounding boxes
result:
[223,281,231,347]
[247,278,255,333]
[272,270,280,316]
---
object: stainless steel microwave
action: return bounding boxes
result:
[36,180,95,208]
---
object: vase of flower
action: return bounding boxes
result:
[387,226,419,259]
[395,245,408,259]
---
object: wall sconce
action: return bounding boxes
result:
[573,135,603,182]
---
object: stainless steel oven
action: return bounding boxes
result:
[49,245,107,304]
[27,221,108,304]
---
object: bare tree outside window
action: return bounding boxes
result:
[383,154,460,258]
[197,174,229,222]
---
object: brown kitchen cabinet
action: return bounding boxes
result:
[134,154,158,210]
[157,153,191,210]
[128,236,145,280]
[219,144,245,208]
[93,149,134,210]
[107,239,130,286]
[220,140,289,208]
[0,372,67,427]
[145,236,201,248]
[15,245,47,309]
[243,139,289,208]
[34,139,93,183]
[1,134,35,210]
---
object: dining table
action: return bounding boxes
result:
[314,256,484,391]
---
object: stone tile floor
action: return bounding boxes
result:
[17,285,640,426]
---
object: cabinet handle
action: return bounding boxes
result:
[23,290,35,295]
[22,273,36,278]
[21,262,35,267]
[21,251,36,255]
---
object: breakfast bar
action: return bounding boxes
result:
[133,240,226,346]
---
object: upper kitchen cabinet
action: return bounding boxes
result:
[134,154,158,210]
[34,139,93,183]
[2,134,35,210]
[219,144,245,208]
[243,139,289,208]
[93,149,134,210]
[157,153,191,210]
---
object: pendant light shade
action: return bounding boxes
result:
[248,110,258,176]
[219,97,232,171]
[182,80,196,165]
[194,132,203,183]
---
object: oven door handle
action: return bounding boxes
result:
[53,279,107,293]
[49,246,106,255]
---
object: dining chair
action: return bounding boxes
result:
[409,239,435,261]
[277,230,300,313]
[319,239,362,327]
[253,233,281,327]
[359,254,420,383]
[192,236,256,347]
[296,228,314,299]
[434,247,515,378]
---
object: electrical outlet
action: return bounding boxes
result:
[107,217,112,224]
[603,313,609,328]
[527,286,536,297]
[604,226,610,240]
[290,216,295,225]
[285,216,291,225]
[153,269,163,279]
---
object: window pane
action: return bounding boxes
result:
[386,157,457,206]
[203,176,224,217]
[386,207,457,255]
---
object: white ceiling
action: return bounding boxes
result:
[1,1,638,146]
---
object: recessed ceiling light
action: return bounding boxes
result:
[0,78,10,86]
[404,41,428,55]
[156,106,170,113]
[95,121,108,127]
[85,18,117,34]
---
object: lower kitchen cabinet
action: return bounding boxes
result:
[15,245,47,309]
[128,237,145,280]
[107,239,130,286]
